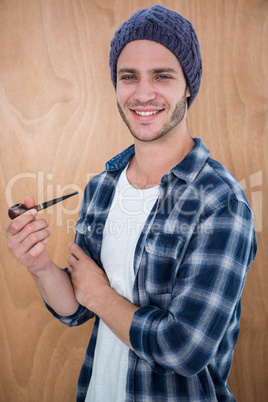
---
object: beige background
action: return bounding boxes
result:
[0,0,267,401]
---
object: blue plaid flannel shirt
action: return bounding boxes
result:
[46,138,257,401]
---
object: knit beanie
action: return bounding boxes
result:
[109,5,202,107]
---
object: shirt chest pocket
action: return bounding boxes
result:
[75,214,102,252]
[144,232,185,297]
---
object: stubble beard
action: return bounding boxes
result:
[117,89,188,143]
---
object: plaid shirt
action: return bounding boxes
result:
[46,138,257,401]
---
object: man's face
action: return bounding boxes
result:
[116,40,190,143]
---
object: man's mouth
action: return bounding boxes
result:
[134,110,159,116]
[133,109,163,116]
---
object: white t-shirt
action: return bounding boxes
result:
[86,165,159,402]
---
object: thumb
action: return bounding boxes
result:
[24,196,36,209]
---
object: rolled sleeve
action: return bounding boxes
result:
[45,301,94,327]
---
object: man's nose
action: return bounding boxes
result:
[133,78,157,103]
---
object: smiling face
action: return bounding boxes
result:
[116,40,190,143]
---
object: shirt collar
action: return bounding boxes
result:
[105,138,210,184]
[105,144,135,172]
[170,138,210,184]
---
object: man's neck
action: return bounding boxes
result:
[126,129,194,189]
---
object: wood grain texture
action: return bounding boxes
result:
[0,0,267,401]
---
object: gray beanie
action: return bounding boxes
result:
[109,5,202,107]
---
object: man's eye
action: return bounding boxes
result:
[121,75,136,81]
[157,75,171,80]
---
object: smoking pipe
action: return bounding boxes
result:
[8,191,79,220]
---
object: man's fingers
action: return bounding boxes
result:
[68,242,87,260]
[66,252,79,270]
[7,224,50,260]
[6,209,38,237]
[19,227,51,256]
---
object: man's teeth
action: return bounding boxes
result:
[135,110,159,116]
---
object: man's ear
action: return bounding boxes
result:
[186,86,191,98]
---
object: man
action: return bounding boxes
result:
[6,5,257,402]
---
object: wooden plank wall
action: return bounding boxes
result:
[0,0,267,401]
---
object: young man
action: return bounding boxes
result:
[6,5,257,402]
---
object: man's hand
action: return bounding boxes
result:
[67,243,139,349]
[5,196,51,273]
[67,242,110,311]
